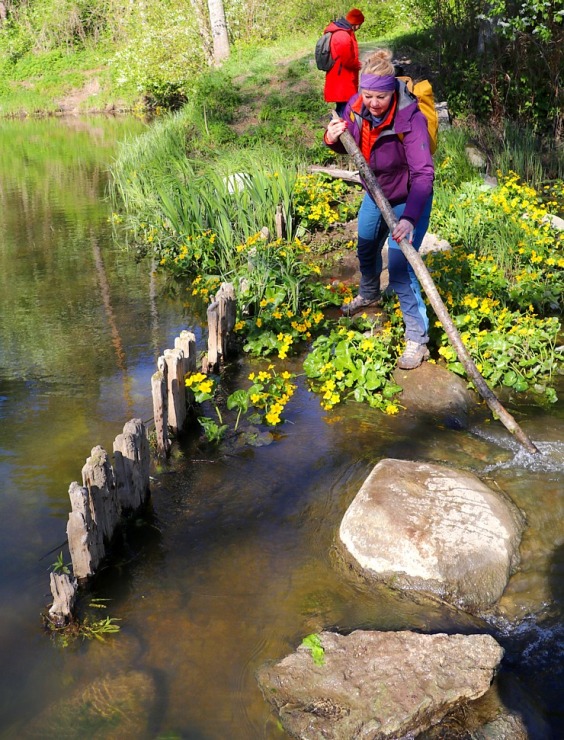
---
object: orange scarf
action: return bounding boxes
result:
[357,94,398,163]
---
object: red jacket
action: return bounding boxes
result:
[323,22,360,103]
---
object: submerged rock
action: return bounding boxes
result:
[23,670,156,738]
[394,361,477,429]
[338,459,525,612]
[257,629,503,739]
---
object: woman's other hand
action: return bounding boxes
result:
[391,218,414,244]
[326,118,348,145]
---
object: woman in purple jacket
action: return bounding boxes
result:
[324,48,435,370]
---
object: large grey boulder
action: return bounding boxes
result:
[338,459,525,612]
[257,630,503,739]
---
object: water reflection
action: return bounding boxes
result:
[0,117,563,739]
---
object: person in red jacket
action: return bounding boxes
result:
[323,9,365,116]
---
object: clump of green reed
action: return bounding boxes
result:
[110,112,304,267]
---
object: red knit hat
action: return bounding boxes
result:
[346,8,365,25]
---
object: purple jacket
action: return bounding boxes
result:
[327,80,434,226]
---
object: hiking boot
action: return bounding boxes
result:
[397,340,430,370]
[340,293,382,317]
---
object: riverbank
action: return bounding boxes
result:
[1,113,564,738]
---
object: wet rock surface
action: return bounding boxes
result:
[394,361,477,429]
[338,459,525,612]
[257,630,503,739]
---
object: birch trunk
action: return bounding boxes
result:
[207,0,229,64]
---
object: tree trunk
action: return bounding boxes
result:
[190,0,214,64]
[332,112,539,455]
[207,0,229,64]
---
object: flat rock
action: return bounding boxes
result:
[338,459,525,611]
[394,361,477,429]
[257,630,503,739]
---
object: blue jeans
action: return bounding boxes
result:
[357,192,433,344]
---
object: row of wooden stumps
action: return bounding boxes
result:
[48,282,237,626]
[48,420,151,625]
[151,282,236,457]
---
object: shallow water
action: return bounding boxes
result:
[0,117,562,739]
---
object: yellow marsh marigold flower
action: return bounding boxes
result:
[185,372,207,387]
[198,380,214,394]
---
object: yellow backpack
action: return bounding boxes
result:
[397,76,439,155]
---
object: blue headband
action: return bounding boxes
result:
[359,74,396,92]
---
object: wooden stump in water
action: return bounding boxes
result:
[82,445,121,543]
[164,347,187,433]
[48,572,77,626]
[175,330,197,375]
[113,419,151,512]
[204,282,236,373]
[151,355,170,456]
[67,480,105,579]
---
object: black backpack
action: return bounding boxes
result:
[315,32,335,71]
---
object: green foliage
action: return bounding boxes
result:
[410,0,563,142]
[191,69,242,125]
[293,174,363,230]
[489,0,563,46]
[427,171,563,404]
[51,552,72,576]
[432,129,482,190]
[46,598,121,648]
[304,315,405,413]
[0,0,122,59]
[188,238,338,360]
[111,114,305,268]
[185,366,298,444]
[111,1,207,109]
[300,633,325,666]
[431,172,564,314]
[0,45,117,115]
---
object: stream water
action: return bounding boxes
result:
[0,116,562,739]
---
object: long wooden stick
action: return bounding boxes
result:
[332,112,539,454]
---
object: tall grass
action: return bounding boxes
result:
[494,121,564,185]
[109,110,305,270]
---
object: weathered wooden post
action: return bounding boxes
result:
[275,204,285,239]
[67,480,105,580]
[205,302,221,373]
[48,572,77,627]
[151,354,170,456]
[82,446,121,542]
[51,421,152,625]
[113,419,151,512]
[203,282,236,373]
[164,347,187,433]
[175,330,197,375]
